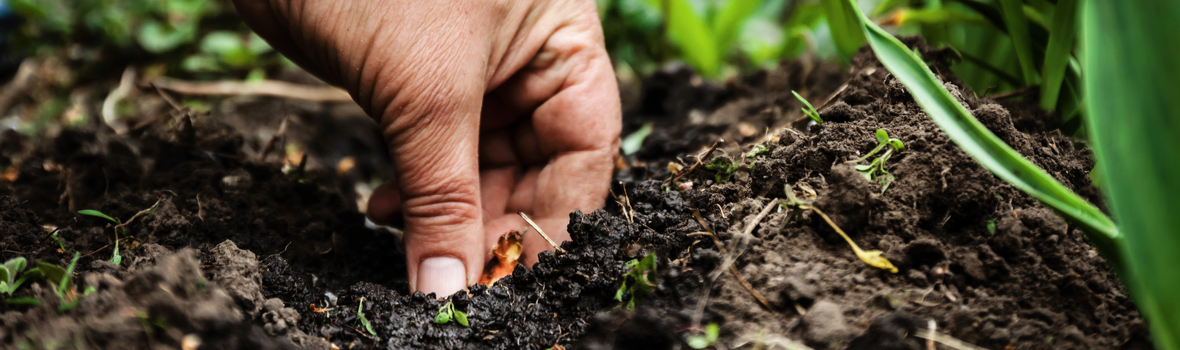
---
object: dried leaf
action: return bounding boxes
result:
[478,230,523,286]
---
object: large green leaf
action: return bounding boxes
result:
[838,0,1122,273]
[659,0,720,76]
[1082,1,1180,348]
[821,0,866,62]
[1038,0,1078,110]
[711,0,761,57]
[997,0,1040,85]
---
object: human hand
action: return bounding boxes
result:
[232,0,620,297]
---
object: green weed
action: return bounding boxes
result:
[20,252,93,312]
[792,90,823,123]
[78,199,162,266]
[0,257,29,296]
[356,298,380,339]
[614,252,658,310]
[685,323,720,349]
[853,129,905,193]
[433,299,469,327]
[706,157,739,183]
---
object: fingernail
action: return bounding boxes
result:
[417,257,467,296]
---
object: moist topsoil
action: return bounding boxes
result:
[0,38,1152,350]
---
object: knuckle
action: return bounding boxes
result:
[402,181,482,231]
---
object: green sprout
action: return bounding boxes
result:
[19,252,94,311]
[0,257,29,296]
[433,299,469,327]
[706,157,738,183]
[745,144,769,159]
[853,129,906,193]
[78,199,162,266]
[614,252,658,310]
[356,298,380,340]
[686,323,720,349]
[792,90,823,123]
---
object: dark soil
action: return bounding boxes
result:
[0,38,1151,350]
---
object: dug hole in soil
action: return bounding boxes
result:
[0,38,1153,350]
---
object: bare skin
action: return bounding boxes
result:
[232,0,621,296]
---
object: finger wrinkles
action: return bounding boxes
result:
[401,188,482,233]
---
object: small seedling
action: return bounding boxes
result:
[46,227,66,252]
[853,129,906,193]
[21,252,93,311]
[686,323,720,349]
[745,144,769,159]
[621,122,654,155]
[792,90,823,123]
[0,257,28,296]
[356,298,380,340]
[706,157,738,183]
[782,184,898,273]
[614,252,658,310]
[433,299,469,327]
[986,219,997,235]
[79,199,162,266]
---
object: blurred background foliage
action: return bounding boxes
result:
[0,0,1084,135]
[2,0,290,80]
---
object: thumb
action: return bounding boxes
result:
[384,86,486,297]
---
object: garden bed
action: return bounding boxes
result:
[0,39,1150,349]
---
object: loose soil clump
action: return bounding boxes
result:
[0,38,1150,349]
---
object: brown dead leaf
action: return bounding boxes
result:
[478,230,523,286]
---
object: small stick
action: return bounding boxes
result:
[518,212,566,254]
[619,182,635,223]
[667,139,723,186]
[114,198,163,230]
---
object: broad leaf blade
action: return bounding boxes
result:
[1082,1,1180,348]
[78,210,119,224]
[821,0,866,62]
[711,0,760,57]
[1039,0,1078,110]
[839,0,1121,272]
[997,0,1040,85]
[662,0,720,76]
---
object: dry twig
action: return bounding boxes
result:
[150,77,352,102]
[666,139,723,186]
[518,212,566,254]
[102,67,137,134]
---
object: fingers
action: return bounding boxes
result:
[489,11,621,259]
[382,71,488,297]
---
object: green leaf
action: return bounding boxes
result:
[61,252,80,296]
[1038,0,1078,110]
[0,267,9,288]
[622,122,654,155]
[5,297,41,306]
[201,31,242,55]
[705,322,719,342]
[986,219,996,234]
[792,91,823,123]
[839,0,1122,274]
[78,210,119,224]
[110,239,122,266]
[454,310,469,327]
[821,0,867,62]
[1081,1,1180,348]
[137,19,196,53]
[711,0,761,56]
[997,0,1040,85]
[434,310,452,324]
[666,0,720,77]
[875,129,888,144]
[35,262,68,295]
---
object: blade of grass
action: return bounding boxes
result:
[820,0,866,62]
[1082,1,1180,348]
[662,0,720,76]
[839,0,1122,273]
[997,0,1040,85]
[711,0,760,56]
[1038,0,1077,110]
